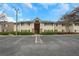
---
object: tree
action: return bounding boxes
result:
[61,7,79,32]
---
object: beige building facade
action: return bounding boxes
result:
[0,21,15,32]
[0,13,79,33]
[14,18,79,33]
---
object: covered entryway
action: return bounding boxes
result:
[34,20,40,34]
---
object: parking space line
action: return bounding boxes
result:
[35,35,38,43]
[14,37,24,44]
[39,36,43,43]
[34,35,43,44]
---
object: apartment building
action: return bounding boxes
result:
[16,18,79,33]
[0,21,15,32]
[0,13,79,33]
[0,13,15,32]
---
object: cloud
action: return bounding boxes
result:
[18,18,23,21]
[0,4,11,13]
[1,3,15,15]
[48,3,70,21]
[0,15,15,22]
[2,4,11,11]
[25,19,31,21]
[40,3,57,9]
[72,3,79,8]
[51,4,70,14]
[25,3,32,9]
[40,3,48,9]
[60,3,70,11]
[22,19,31,21]
[24,3,37,11]
[16,18,31,22]
[7,17,15,22]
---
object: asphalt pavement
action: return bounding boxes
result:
[0,35,79,56]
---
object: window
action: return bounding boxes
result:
[27,30,30,32]
[62,30,64,32]
[3,24,8,27]
[62,24,65,26]
[44,30,53,32]
[55,24,58,26]
[51,30,53,32]
[27,23,30,26]
[44,30,48,32]
[21,30,30,32]
[75,30,76,32]
[44,23,48,26]
[75,23,79,26]
[21,23,25,26]
[54,29,58,32]
[4,29,8,32]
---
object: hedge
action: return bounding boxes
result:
[40,32,79,35]
[0,32,79,35]
[40,32,57,35]
[0,32,9,35]
[0,32,34,35]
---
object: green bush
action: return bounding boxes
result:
[0,31,78,35]
[0,32,34,35]
[17,32,34,35]
[40,31,57,35]
[0,32,9,35]
[40,32,79,35]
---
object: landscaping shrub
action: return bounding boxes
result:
[17,32,34,35]
[40,32,79,35]
[0,32,9,35]
[40,31,57,35]
[0,32,79,35]
[0,32,34,35]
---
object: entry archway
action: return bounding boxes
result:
[34,20,40,34]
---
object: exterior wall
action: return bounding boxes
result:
[6,22,14,32]
[1,13,79,33]
[14,22,79,33]
[73,24,79,32]
[40,23,56,32]
[68,24,74,32]
[43,24,54,32]
[0,21,79,33]
[17,23,30,32]
[40,23,44,32]
[0,24,2,32]
[17,23,34,32]
[0,22,14,32]
[30,23,34,32]
[14,24,16,31]
[0,13,14,32]
[54,24,66,32]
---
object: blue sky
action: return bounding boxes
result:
[0,3,79,22]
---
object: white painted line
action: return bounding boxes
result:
[14,37,24,44]
[35,35,38,43]
[34,35,43,44]
[39,36,43,43]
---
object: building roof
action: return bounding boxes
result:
[0,17,79,25]
[0,21,15,25]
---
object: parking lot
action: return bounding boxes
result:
[0,34,79,56]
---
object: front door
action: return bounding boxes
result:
[34,20,40,34]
